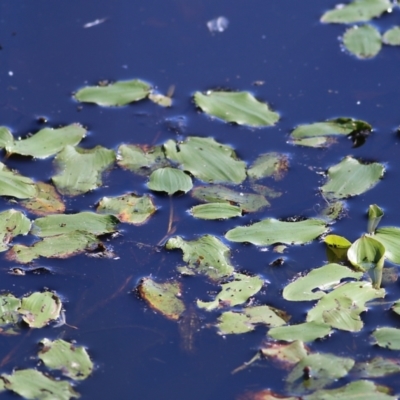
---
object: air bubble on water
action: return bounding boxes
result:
[207,16,229,33]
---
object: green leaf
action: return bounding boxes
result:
[190,203,242,220]
[165,235,234,281]
[31,212,118,237]
[368,204,384,233]
[321,0,391,23]
[343,25,382,59]
[164,137,246,184]
[0,126,13,148]
[39,338,93,380]
[2,369,79,400]
[373,327,400,350]
[192,185,269,212]
[324,234,352,262]
[268,322,332,342]
[352,357,400,378]
[75,79,151,106]
[138,278,185,321]
[247,152,289,180]
[392,299,400,315]
[261,340,309,365]
[0,293,21,327]
[375,227,400,264]
[291,137,336,148]
[383,26,400,45]
[19,291,62,328]
[148,92,172,107]
[194,91,279,127]
[197,273,263,311]
[321,156,384,200]
[283,264,362,301]
[225,218,327,246]
[0,209,31,252]
[0,162,37,199]
[216,305,289,334]
[147,167,193,195]
[52,145,116,196]
[4,124,86,159]
[97,194,156,225]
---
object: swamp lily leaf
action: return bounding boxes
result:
[0,209,31,252]
[375,227,400,264]
[197,273,263,311]
[164,137,246,184]
[368,204,384,233]
[261,340,309,365]
[97,194,156,224]
[225,218,327,246]
[291,136,337,148]
[352,357,400,377]
[0,162,37,199]
[0,293,21,327]
[268,321,332,342]
[2,369,79,400]
[39,338,93,380]
[321,0,391,23]
[194,90,279,127]
[190,203,242,220]
[216,305,289,335]
[283,264,362,301]
[147,167,193,195]
[343,25,382,59]
[392,299,400,315]
[166,235,234,281]
[373,327,400,350]
[75,79,151,106]
[137,278,185,321]
[383,26,400,45]
[19,291,62,328]
[247,152,289,181]
[321,156,384,200]
[324,234,352,262]
[52,145,116,196]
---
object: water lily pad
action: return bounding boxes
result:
[283,264,362,301]
[343,25,382,59]
[321,156,384,200]
[190,203,242,220]
[375,227,400,264]
[0,293,21,327]
[164,137,246,184]
[194,91,279,127]
[383,26,400,45]
[165,235,234,281]
[368,204,384,233]
[147,167,193,195]
[216,305,289,334]
[197,273,263,311]
[2,369,79,400]
[97,194,156,224]
[39,338,93,380]
[52,145,116,196]
[247,152,289,180]
[261,340,309,365]
[321,0,391,23]
[250,183,282,199]
[373,327,400,350]
[225,218,327,246]
[31,212,118,237]
[192,185,269,212]
[0,162,37,199]
[75,79,151,106]
[268,322,332,342]
[352,357,400,377]
[0,209,31,251]
[1,124,86,159]
[19,291,62,328]
[137,278,185,320]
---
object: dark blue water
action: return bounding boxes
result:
[1,1,400,399]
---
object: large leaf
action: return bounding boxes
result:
[343,25,382,59]
[0,163,37,199]
[225,218,327,246]
[147,167,193,195]
[75,79,151,106]
[190,203,242,220]
[321,0,391,23]
[0,209,31,251]
[375,227,400,264]
[268,322,332,342]
[247,152,289,180]
[164,137,246,184]
[165,235,234,281]
[372,327,400,350]
[194,91,279,127]
[321,156,384,200]
[52,145,116,196]
[383,26,400,45]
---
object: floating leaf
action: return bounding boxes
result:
[291,136,336,148]
[0,163,37,199]
[383,26,400,45]
[19,291,61,328]
[216,305,288,335]
[197,273,263,311]
[343,25,382,59]
[392,299,400,315]
[321,156,384,200]
[194,91,279,127]
[375,227,400,264]
[352,357,400,378]
[165,235,234,281]
[373,327,400,350]
[283,264,362,301]
[0,293,21,327]
[192,185,269,212]
[190,203,242,220]
[268,322,332,342]
[321,0,391,23]
[39,338,93,380]
[52,145,116,196]
[247,152,289,181]
[261,340,309,365]
[368,204,384,233]
[148,92,172,107]
[147,167,193,195]
[97,194,156,224]
[225,218,327,246]
[75,79,151,106]
[164,137,246,184]
[0,209,31,251]
[138,278,185,321]
[2,369,79,400]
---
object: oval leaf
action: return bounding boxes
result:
[147,167,192,195]
[373,327,400,350]
[343,25,382,59]
[0,209,31,252]
[268,322,332,342]
[383,26,400,45]
[190,203,242,220]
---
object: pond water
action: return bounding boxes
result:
[1,1,400,399]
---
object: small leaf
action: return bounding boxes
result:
[324,234,352,248]
[0,293,21,327]
[375,227,400,264]
[373,327,400,350]
[0,162,37,199]
[268,322,332,342]
[247,152,289,180]
[352,357,400,378]
[291,136,336,148]
[342,25,382,59]
[261,340,309,365]
[0,209,31,251]
[190,203,242,220]
[147,167,192,195]
[194,91,279,127]
[368,204,384,233]
[383,26,400,45]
